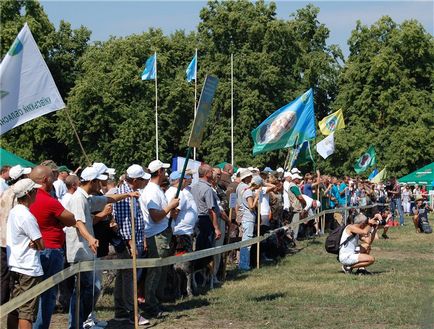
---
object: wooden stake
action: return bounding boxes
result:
[75,268,81,329]
[129,198,139,329]
[64,108,91,166]
[256,191,261,269]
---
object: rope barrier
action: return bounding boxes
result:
[0,203,384,318]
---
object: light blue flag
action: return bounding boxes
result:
[368,168,379,181]
[186,53,197,82]
[141,53,156,80]
[251,88,316,155]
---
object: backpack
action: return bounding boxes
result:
[325,225,354,254]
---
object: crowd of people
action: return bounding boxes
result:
[0,161,432,328]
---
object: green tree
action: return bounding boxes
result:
[321,17,434,177]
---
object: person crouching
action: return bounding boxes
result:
[339,213,379,275]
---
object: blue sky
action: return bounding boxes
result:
[41,1,433,57]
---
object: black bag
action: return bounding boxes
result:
[325,225,354,254]
[420,219,432,234]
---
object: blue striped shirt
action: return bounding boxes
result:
[113,182,145,248]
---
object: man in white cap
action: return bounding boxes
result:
[139,160,179,319]
[302,194,322,236]
[165,171,181,203]
[66,167,140,329]
[0,165,31,311]
[6,178,44,329]
[287,171,307,240]
[112,164,150,325]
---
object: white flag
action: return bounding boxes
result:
[0,23,65,135]
[315,132,335,159]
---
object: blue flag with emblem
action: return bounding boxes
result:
[186,53,197,82]
[251,88,316,155]
[141,53,156,80]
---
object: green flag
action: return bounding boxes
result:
[354,145,377,174]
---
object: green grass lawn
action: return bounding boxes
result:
[51,216,434,329]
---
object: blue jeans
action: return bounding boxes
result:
[239,221,254,270]
[390,198,404,225]
[33,248,65,329]
[68,268,101,329]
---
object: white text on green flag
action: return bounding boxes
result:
[0,23,65,135]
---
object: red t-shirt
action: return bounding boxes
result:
[30,188,66,249]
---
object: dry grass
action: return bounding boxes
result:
[49,215,434,328]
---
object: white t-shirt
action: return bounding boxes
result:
[260,187,270,216]
[60,192,73,209]
[283,181,290,210]
[173,187,198,236]
[53,179,67,200]
[65,187,107,263]
[139,182,169,237]
[165,186,177,203]
[0,177,9,196]
[6,204,43,277]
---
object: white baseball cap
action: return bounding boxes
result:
[148,160,170,173]
[290,167,301,175]
[92,162,108,175]
[276,167,284,173]
[80,167,108,181]
[12,178,41,198]
[291,173,303,180]
[9,165,32,180]
[284,171,292,178]
[127,164,151,180]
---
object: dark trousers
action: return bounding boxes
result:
[196,215,214,251]
[1,247,11,305]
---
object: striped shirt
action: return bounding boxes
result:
[113,182,145,248]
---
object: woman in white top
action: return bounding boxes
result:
[339,213,380,275]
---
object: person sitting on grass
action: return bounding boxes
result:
[339,213,380,275]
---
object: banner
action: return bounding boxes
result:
[354,145,377,174]
[318,108,345,136]
[315,132,335,159]
[0,23,65,135]
[251,88,316,155]
[187,75,219,148]
[291,140,314,168]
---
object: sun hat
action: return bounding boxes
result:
[239,168,253,181]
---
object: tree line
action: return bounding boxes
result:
[0,0,432,178]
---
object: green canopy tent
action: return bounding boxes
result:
[0,148,35,168]
[398,162,434,189]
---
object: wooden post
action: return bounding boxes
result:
[75,268,81,329]
[256,191,262,269]
[129,198,139,329]
[222,207,232,281]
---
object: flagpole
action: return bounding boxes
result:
[193,49,198,161]
[65,108,91,166]
[154,51,159,160]
[231,53,234,166]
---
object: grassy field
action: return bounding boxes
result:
[52,216,434,329]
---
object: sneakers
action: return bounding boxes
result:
[129,314,150,326]
[381,233,389,239]
[355,268,373,275]
[83,313,108,328]
[341,265,352,274]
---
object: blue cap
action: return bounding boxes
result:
[169,171,181,181]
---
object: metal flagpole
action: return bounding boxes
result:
[231,53,234,166]
[154,51,159,160]
[193,49,198,161]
